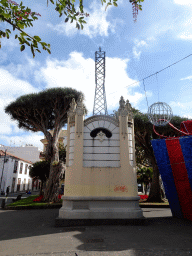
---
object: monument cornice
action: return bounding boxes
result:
[84,115,119,127]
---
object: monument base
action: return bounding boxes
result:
[56,196,143,226]
[55,217,145,227]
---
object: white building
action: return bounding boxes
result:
[0,144,41,163]
[0,150,36,194]
[40,130,67,160]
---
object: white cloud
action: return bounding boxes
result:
[174,0,192,5]
[169,101,192,118]
[4,55,40,80]
[132,40,148,60]
[170,101,186,109]
[180,75,192,80]
[0,67,39,135]
[0,67,43,150]
[48,1,115,38]
[183,114,192,119]
[174,2,192,40]
[133,48,142,60]
[35,51,144,114]
[179,32,192,40]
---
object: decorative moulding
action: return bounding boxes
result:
[84,115,119,127]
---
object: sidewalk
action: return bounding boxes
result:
[0,190,39,198]
[0,207,192,256]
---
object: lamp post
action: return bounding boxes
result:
[0,150,7,193]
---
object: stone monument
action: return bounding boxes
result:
[56,96,143,224]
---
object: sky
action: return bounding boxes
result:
[1,0,192,150]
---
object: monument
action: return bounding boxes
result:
[56,49,143,225]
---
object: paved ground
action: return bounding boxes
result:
[0,207,192,256]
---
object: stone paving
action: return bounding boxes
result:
[0,207,192,255]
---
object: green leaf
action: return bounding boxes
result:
[6,32,9,39]
[65,17,69,22]
[17,23,25,29]
[34,36,41,42]
[31,45,35,58]
[25,41,30,46]
[20,44,25,51]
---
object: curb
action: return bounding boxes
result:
[4,204,62,210]
[140,204,170,208]
[3,203,170,210]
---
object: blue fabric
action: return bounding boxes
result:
[179,136,192,191]
[158,164,183,218]
[151,139,170,166]
[152,139,183,218]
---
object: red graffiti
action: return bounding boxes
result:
[114,185,128,192]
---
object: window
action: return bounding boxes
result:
[17,178,21,191]
[11,178,16,192]
[13,161,18,173]
[19,163,23,174]
[23,178,26,191]
[25,164,28,175]
[90,128,112,138]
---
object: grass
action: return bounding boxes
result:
[5,195,169,210]
[7,195,62,208]
[7,195,48,207]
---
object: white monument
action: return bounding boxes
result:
[57,96,143,224]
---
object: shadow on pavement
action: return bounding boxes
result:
[74,217,192,251]
[1,209,192,248]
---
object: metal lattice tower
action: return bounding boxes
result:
[93,47,108,115]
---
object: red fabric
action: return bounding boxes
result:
[166,138,192,221]
[180,121,192,134]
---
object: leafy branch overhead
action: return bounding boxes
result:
[0,0,51,57]
[0,0,144,57]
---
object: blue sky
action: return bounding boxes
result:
[1,0,192,150]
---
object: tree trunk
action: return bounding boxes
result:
[147,157,163,202]
[135,131,163,202]
[43,133,61,202]
[40,181,43,196]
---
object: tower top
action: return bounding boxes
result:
[93,48,108,115]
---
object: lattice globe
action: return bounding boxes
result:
[148,102,173,126]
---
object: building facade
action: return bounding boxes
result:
[0,144,41,163]
[40,130,67,160]
[0,150,37,194]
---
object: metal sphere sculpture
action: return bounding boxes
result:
[148,102,173,126]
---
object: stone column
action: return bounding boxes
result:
[66,98,76,167]
[64,97,85,196]
[118,96,138,196]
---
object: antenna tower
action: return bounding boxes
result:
[93,47,108,115]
